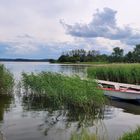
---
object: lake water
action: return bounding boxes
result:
[0,62,140,140]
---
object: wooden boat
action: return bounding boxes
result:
[97,80,140,100]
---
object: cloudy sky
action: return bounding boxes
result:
[0,0,140,59]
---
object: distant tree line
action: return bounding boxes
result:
[58,44,140,63]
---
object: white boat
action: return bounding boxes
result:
[97,80,140,100]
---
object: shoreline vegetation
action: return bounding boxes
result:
[119,127,140,140]
[0,58,56,63]
[0,64,14,95]
[87,64,140,84]
[70,127,140,140]
[57,45,140,63]
[22,72,105,112]
[1,44,140,64]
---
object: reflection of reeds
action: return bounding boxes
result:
[0,131,4,140]
[119,127,140,140]
[0,64,14,95]
[22,72,105,112]
[88,64,140,84]
[0,94,13,121]
[0,94,13,140]
[22,93,105,129]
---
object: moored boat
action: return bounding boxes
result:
[97,80,140,100]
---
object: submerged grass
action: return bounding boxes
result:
[22,72,105,112]
[0,64,14,94]
[87,64,140,84]
[119,127,140,140]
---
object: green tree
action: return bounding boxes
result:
[111,47,124,62]
[124,51,133,63]
[133,44,140,62]
[58,55,69,62]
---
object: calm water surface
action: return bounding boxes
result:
[0,62,140,140]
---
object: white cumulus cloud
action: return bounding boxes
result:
[61,8,140,46]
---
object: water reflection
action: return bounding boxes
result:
[109,100,140,115]
[22,94,106,135]
[0,95,13,122]
[2,62,88,80]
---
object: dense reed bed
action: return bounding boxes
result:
[0,64,14,94]
[22,72,105,112]
[119,127,140,140]
[87,64,140,84]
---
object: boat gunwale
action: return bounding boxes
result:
[97,80,140,95]
[101,87,140,94]
[96,79,140,90]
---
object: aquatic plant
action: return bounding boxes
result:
[119,127,140,140]
[0,64,14,94]
[70,128,99,140]
[87,64,140,84]
[70,127,140,140]
[22,72,105,112]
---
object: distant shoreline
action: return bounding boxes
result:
[0,58,56,62]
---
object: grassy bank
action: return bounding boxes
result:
[0,64,14,94]
[22,72,105,112]
[119,127,140,140]
[70,127,140,140]
[87,64,140,84]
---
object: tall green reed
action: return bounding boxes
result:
[70,127,140,140]
[22,72,105,112]
[0,64,14,94]
[119,127,140,140]
[70,128,99,140]
[88,64,140,84]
